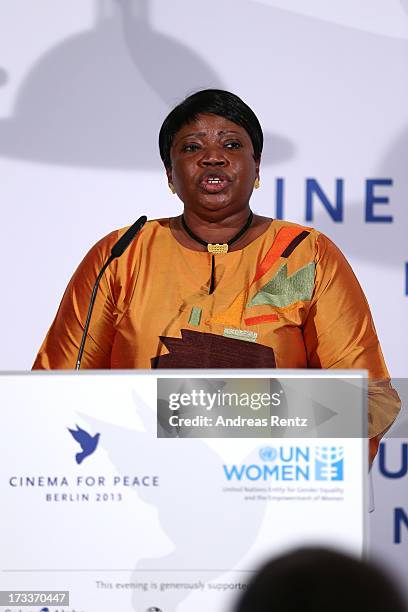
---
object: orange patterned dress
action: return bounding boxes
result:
[33,218,400,437]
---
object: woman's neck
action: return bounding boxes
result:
[182,208,252,244]
[170,212,273,252]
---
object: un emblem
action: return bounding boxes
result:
[315,446,344,481]
[259,447,277,462]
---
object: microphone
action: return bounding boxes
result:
[75,215,147,370]
[110,215,147,258]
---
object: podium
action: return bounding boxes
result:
[0,370,367,612]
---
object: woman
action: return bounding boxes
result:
[33,89,400,446]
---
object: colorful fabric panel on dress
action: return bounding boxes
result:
[151,329,276,368]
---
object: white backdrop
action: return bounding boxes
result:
[1,0,407,595]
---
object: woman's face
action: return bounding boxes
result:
[167,114,260,220]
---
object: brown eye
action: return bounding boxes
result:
[225,141,242,150]
[182,143,201,153]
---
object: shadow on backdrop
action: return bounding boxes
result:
[84,397,268,612]
[312,125,408,267]
[401,0,408,17]
[288,0,408,266]
[0,0,294,170]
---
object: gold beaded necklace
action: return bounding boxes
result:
[181,211,254,294]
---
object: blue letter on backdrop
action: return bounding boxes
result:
[379,443,408,479]
[365,179,393,222]
[306,179,343,222]
[275,178,285,220]
[394,508,408,543]
[406,263,408,296]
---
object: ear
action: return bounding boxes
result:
[166,166,173,184]
[255,158,260,181]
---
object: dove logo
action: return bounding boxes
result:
[68,424,100,464]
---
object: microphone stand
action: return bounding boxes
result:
[75,255,114,370]
[75,215,147,370]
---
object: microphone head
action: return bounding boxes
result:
[110,215,147,259]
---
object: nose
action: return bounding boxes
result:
[199,146,227,167]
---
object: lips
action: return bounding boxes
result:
[199,171,232,194]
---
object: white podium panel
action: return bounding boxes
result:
[0,371,367,612]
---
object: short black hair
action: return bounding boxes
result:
[234,547,407,612]
[158,89,263,169]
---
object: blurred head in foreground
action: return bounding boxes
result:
[234,548,407,612]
